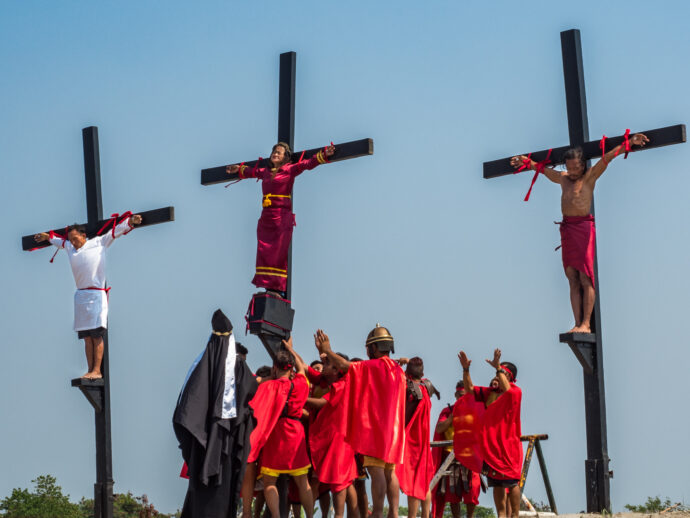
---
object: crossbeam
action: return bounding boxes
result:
[22,206,175,251]
[200,138,374,185]
[483,124,685,178]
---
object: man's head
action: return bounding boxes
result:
[67,223,87,249]
[321,352,349,383]
[270,142,292,168]
[501,362,517,383]
[255,365,272,382]
[310,360,324,373]
[454,380,465,399]
[563,147,587,179]
[405,357,424,381]
[272,350,294,377]
[235,342,248,361]
[365,324,394,358]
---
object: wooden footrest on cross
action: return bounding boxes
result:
[559,332,596,375]
[71,377,105,413]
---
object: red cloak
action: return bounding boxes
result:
[559,214,596,288]
[479,384,523,479]
[342,356,406,465]
[452,392,486,474]
[396,382,434,500]
[248,374,311,473]
[309,379,357,493]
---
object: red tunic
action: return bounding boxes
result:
[309,379,357,493]
[559,214,596,288]
[454,385,523,480]
[248,374,311,475]
[341,356,406,465]
[396,381,434,500]
[238,152,327,291]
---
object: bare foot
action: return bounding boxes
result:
[572,324,592,333]
[84,371,103,380]
[565,325,580,334]
[81,372,91,379]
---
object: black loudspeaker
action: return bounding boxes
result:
[246,292,295,359]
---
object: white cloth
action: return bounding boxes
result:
[222,334,238,418]
[49,218,133,331]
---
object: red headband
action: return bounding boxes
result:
[501,365,514,381]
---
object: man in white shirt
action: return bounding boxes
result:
[34,213,142,379]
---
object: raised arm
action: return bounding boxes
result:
[510,155,562,184]
[226,163,261,179]
[35,231,69,249]
[289,144,336,177]
[458,351,474,393]
[485,348,511,393]
[101,214,141,248]
[282,337,307,376]
[589,133,649,180]
[314,329,351,373]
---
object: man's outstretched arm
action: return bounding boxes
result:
[510,155,562,184]
[589,133,649,180]
[485,348,511,393]
[314,329,351,373]
[282,337,307,376]
[458,351,474,393]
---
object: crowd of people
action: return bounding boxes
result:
[173,312,524,518]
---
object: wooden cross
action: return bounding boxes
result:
[21,126,174,518]
[483,29,685,513]
[200,52,373,347]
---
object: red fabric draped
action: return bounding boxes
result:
[452,393,486,474]
[396,384,434,499]
[559,215,596,288]
[342,356,406,465]
[309,379,357,493]
[479,385,523,480]
[247,378,290,463]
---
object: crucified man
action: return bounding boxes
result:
[510,132,648,333]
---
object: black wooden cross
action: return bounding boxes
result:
[21,126,174,518]
[483,29,685,513]
[201,51,373,352]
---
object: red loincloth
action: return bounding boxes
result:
[559,214,596,288]
[248,374,311,472]
[396,382,434,500]
[310,379,357,493]
[341,356,406,465]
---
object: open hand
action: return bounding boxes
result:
[486,348,502,369]
[314,329,331,354]
[226,164,240,174]
[458,351,471,370]
[630,133,649,147]
[34,232,49,243]
[282,336,294,351]
[325,144,335,157]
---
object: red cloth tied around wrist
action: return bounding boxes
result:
[97,211,133,238]
[45,227,69,263]
[523,149,552,202]
[600,135,607,162]
[613,129,631,159]
[514,152,532,174]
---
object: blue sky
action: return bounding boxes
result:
[1,1,688,514]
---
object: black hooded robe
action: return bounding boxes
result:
[173,309,258,518]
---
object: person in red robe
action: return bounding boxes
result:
[246,342,313,518]
[510,132,649,333]
[458,349,522,518]
[396,358,434,518]
[314,325,406,518]
[301,350,359,518]
[432,381,481,518]
[227,142,335,297]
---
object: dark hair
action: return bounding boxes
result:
[310,360,323,368]
[235,342,248,356]
[406,357,424,380]
[501,362,518,382]
[350,357,364,363]
[336,352,349,361]
[255,365,272,378]
[455,380,464,389]
[274,350,294,371]
[271,142,292,166]
[563,147,586,170]
[67,223,86,235]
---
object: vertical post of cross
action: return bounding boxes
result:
[82,126,114,518]
[279,52,296,301]
[560,29,611,513]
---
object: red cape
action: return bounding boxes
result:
[396,383,434,499]
[453,385,523,479]
[309,379,357,492]
[247,378,290,463]
[342,356,406,464]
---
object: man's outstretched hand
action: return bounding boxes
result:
[458,351,471,370]
[314,329,332,354]
[631,133,649,147]
[486,348,502,370]
[226,164,240,174]
[130,214,142,226]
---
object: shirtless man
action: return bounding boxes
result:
[510,133,648,333]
